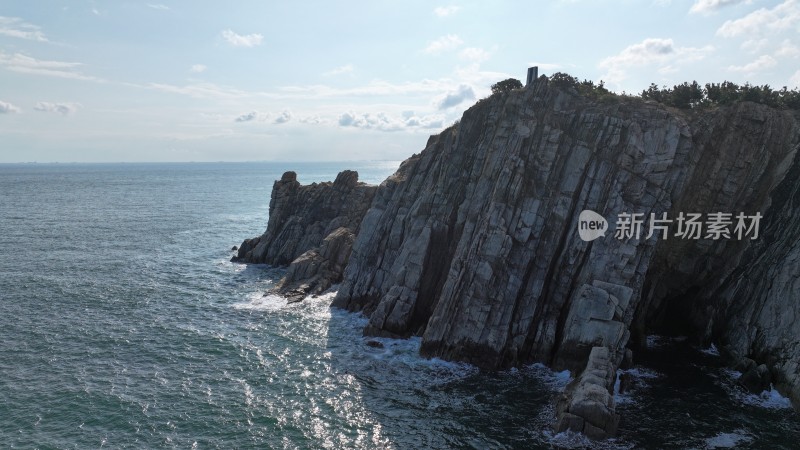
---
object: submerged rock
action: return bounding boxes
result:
[365,340,385,349]
[234,76,800,437]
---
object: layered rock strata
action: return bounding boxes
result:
[234,78,800,437]
[555,346,620,439]
[233,170,376,301]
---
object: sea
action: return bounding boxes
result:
[1,161,798,449]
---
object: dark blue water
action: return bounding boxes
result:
[0,162,797,449]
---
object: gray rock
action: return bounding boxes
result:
[276,227,356,302]
[739,364,773,394]
[231,170,376,302]
[233,77,800,435]
[232,170,376,266]
[365,340,384,349]
[555,347,620,439]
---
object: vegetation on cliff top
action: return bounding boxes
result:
[491,78,523,94]
[640,80,800,110]
[490,72,800,110]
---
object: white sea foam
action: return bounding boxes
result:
[704,429,754,448]
[231,293,288,311]
[700,343,720,356]
[716,369,793,409]
[614,367,663,405]
[525,363,573,390]
[542,430,635,449]
[738,387,793,409]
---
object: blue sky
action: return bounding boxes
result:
[0,0,798,163]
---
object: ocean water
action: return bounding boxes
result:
[0,162,798,449]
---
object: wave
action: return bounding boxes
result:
[715,369,793,409]
[704,429,754,448]
[700,343,721,356]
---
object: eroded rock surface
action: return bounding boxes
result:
[556,346,620,439]
[232,170,376,300]
[234,77,800,437]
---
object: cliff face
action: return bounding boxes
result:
[334,83,697,375]
[234,79,800,438]
[233,170,376,301]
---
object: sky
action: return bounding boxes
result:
[0,0,798,163]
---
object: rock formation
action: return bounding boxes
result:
[233,76,800,438]
[232,170,376,301]
[555,346,620,439]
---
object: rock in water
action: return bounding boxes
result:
[739,364,773,394]
[365,340,385,349]
[231,170,377,301]
[556,347,619,439]
[232,170,375,266]
[234,77,800,437]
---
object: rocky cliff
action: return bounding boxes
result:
[234,77,800,438]
[233,170,376,301]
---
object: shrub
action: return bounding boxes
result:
[491,78,523,94]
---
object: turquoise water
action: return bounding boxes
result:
[0,162,797,449]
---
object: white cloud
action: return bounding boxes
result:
[147,4,170,10]
[435,84,475,109]
[727,54,778,72]
[299,115,327,125]
[459,47,490,63]
[0,100,20,114]
[599,38,713,84]
[424,34,463,54]
[741,38,769,53]
[659,65,679,74]
[34,102,80,115]
[234,111,269,122]
[775,39,800,58]
[0,51,103,82]
[0,16,48,42]
[790,70,800,88]
[189,64,207,73]
[232,110,291,124]
[279,79,452,98]
[273,110,292,124]
[433,5,461,17]
[601,38,677,66]
[147,82,250,99]
[690,0,746,14]
[221,29,263,47]
[403,113,445,129]
[338,111,444,132]
[323,64,354,76]
[717,0,800,38]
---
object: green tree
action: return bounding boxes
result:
[491,78,523,94]
[670,81,704,109]
[641,83,668,103]
[549,72,580,89]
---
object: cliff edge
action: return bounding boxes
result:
[234,77,800,438]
